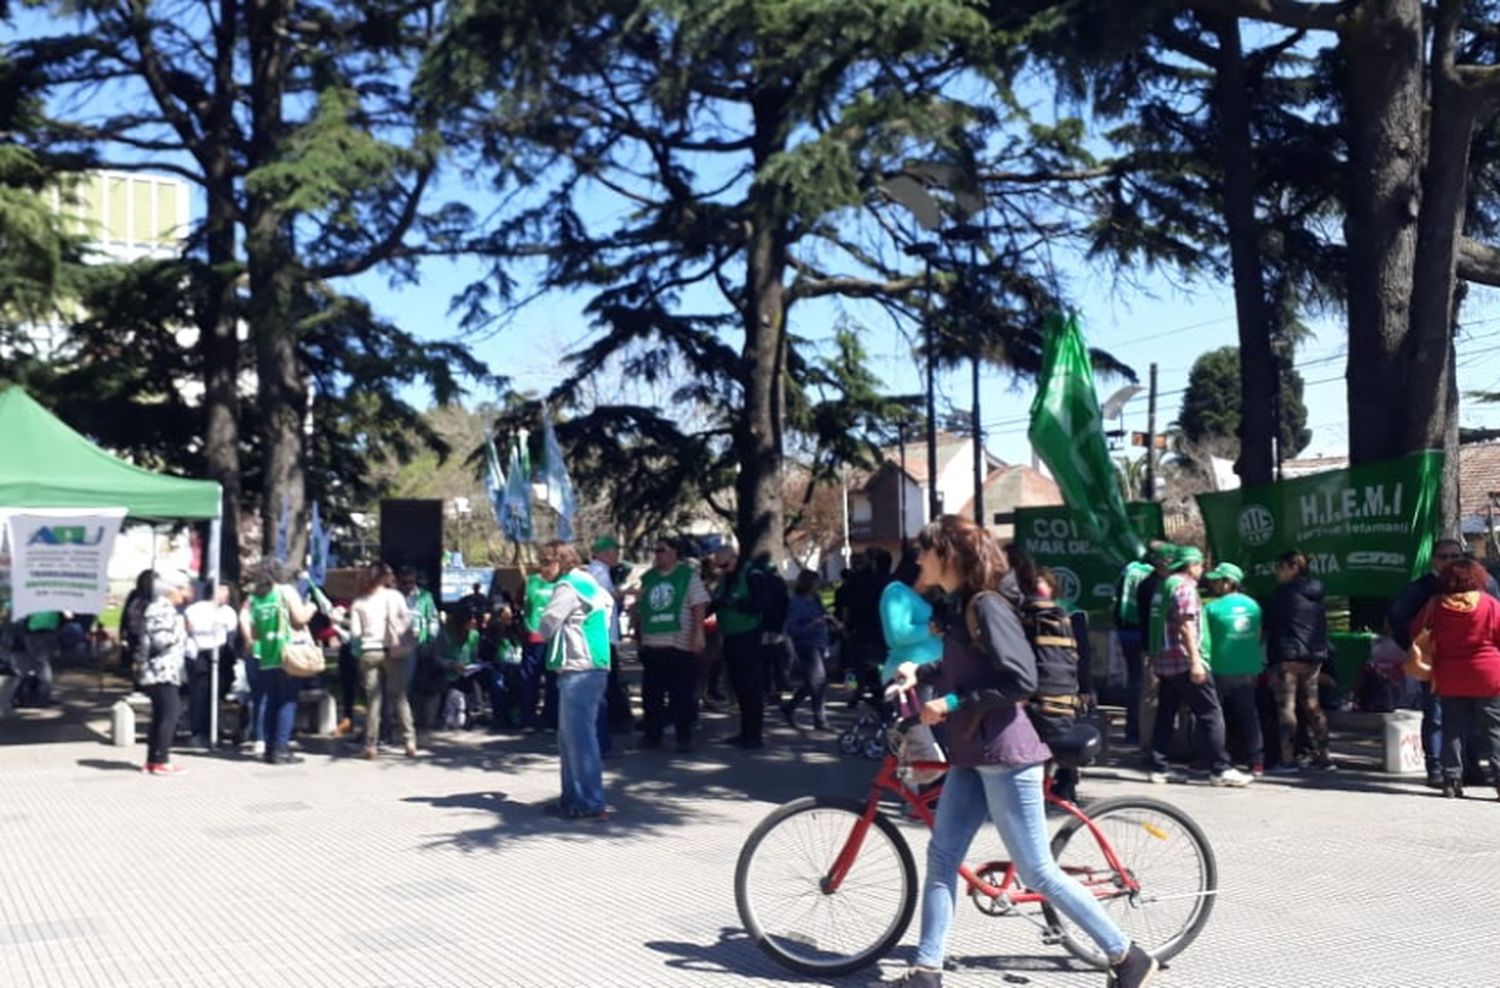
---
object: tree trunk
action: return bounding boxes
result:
[246,0,307,564]
[1341,0,1426,467]
[1405,2,1476,533]
[199,0,242,583]
[1205,13,1275,487]
[737,87,791,564]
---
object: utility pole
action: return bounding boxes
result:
[967,236,983,527]
[902,242,942,522]
[897,421,908,543]
[1144,362,1158,501]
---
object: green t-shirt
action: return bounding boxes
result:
[524,573,556,634]
[1203,593,1265,677]
[443,628,480,681]
[1114,561,1153,629]
[248,589,287,669]
[408,589,439,644]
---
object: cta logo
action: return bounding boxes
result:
[1237,505,1275,547]
[1052,566,1082,604]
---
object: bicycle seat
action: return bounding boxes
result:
[1048,723,1102,769]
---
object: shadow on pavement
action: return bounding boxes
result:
[399,781,698,850]
[643,925,852,985]
[75,757,142,772]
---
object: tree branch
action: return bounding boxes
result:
[1458,237,1500,288]
[307,161,435,280]
[1184,0,1349,32]
[786,273,926,303]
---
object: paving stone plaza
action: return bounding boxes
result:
[2,666,1498,988]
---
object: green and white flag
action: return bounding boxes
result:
[1027,312,1144,566]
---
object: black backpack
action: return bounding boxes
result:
[965,592,1082,742]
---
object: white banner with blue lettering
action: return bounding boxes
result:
[2,508,127,619]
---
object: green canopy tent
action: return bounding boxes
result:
[0,387,226,738]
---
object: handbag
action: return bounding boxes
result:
[1403,600,1435,683]
[281,638,326,677]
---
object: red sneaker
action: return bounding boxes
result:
[142,762,159,774]
[1251,763,1265,778]
[154,763,190,777]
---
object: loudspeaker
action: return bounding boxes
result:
[379,499,443,595]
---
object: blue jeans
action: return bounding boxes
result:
[557,669,609,814]
[916,763,1130,969]
[258,666,302,753]
[518,643,546,728]
[1422,682,1443,774]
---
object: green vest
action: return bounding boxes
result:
[717,568,760,637]
[1148,574,1184,656]
[640,564,693,635]
[1114,561,1153,629]
[248,589,287,668]
[545,571,612,671]
[409,589,439,644]
[525,573,556,633]
[1203,593,1265,677]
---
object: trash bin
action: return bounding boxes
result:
[1328,631,1376,692]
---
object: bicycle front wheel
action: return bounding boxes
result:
[735,796,917,976]
[1043,796,1217,969]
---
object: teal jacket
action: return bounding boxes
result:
[880,581,942,683]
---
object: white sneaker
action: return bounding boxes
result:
[1149,768,1188,785]
[1211,767,1254,788]
[251,740,266,756]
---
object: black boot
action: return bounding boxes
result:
[1441,776,1464,799]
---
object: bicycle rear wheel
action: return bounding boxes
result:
[1042,796,1216,969]
[735,796,917,976]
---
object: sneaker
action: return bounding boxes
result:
[1311,758,1338,772]
[153,763,189,777]
[886,967,942,987]
[1250,763,1265,778]
[1148,768,1188,785]
[251,740,266,757]
[188,734,210,749]
[1109,943,1159,988]
[1210,767,1253,788]
[141,762,159,774]
[1267,763,1301,776]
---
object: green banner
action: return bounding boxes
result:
[1196,451,1444,599]
[1027,312,1145,566]
[1016,502,1166,613]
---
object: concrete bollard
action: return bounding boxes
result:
[111,698,136,747]
[317,691,337,736]
[1382,710,1424,774]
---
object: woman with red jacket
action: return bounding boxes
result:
[1411,558,1500,799]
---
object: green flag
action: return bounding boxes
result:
[1027,312,1144,566]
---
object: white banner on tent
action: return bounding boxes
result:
[2,508,127,618]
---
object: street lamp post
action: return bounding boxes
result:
[903,241,942,522]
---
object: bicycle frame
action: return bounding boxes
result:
[820,754,1141,911]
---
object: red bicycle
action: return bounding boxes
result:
[734,723,1217,977]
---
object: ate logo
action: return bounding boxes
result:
[1051,566,1081,604]
[648,583,676,610]
[28,525,105,547]
[1237,505,1275,547]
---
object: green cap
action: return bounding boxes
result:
[1204,562,1244,584]
[591,536,620,552]
[1172,546,1204,568]
[1149,543,1178,564]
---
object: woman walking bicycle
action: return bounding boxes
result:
[887,515,1156,988]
